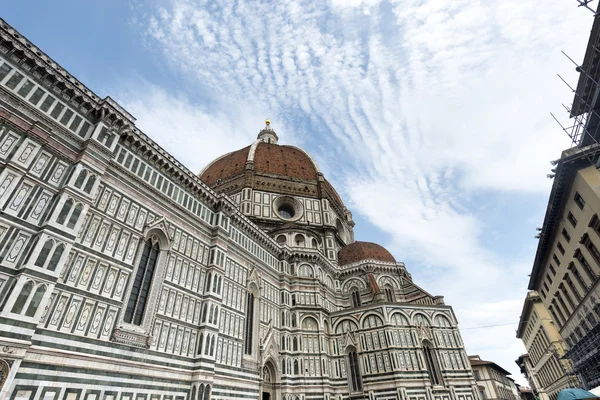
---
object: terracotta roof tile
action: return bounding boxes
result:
[200,145,250,186]
[338,241,396,266]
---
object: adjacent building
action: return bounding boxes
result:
[524,144,600,390]
[468,355,518,400]
[516,353,550,400]
[516,292,578,400]
[0,17,480,400]
[517,1,600,391]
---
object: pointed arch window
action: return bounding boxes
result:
[244,292,255,355]
[74,169,88,188]
[423,340,443,386]
[347,348,363,392]
[83,175,96,194]
[34,240,54,267]
[66,204,83,229]
[351,289,362,308]
[24,285,46,317]
[11,281,34,314]
[385,287,395,302]
[56,199,73,225]
[47,244,65,271]
[125,239,160,325]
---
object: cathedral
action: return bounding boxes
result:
[0,17,478,400]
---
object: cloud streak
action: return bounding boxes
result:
[123,0,592,383]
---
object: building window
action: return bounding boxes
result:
[562,228,571,243]
[385,287,395,302]
[557,242,565,255]
[552,254,560,266]
[479,388,486,400]
[11,281,34,314]
[24,285,46,317]
[574,192,585,210]
[567,212,577,228]
[474,370,481,380]
[423,341,443,386]
[244,292,255,355]
[351,289,362,308]
[347,348,363,392]
[124,239,160,325]
[549,264,557,276]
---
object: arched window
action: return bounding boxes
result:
[66,204,83,229]
[205,273,212,292]
[277,235,286,245]
[197,334,204,355]
[202,303,208,322]
[11,281,34,314]
[302,317,318,330]
[295,234,305,247]
[25,285,46,317]
[385,287,395,302]
[47,244,64,271]
[391,313,409,326]
[414,313,431,326]
[351,289,361,308]
[124,239,160,325]
[347,348,363,392]
[423,340,443,386]
[74,169,88,188]
[244,292,255,355]
[34,240,54,267]
[312,239,318,249]
[203,384,211,400]
[210,336,215,356]
[190,385,196,400]
[299,264,314,278]
[293,337,298,351]
[83,175,96,193]
[56,199,73,225]
[435,315,452,327]
[293,359,299,375]
[213,306,219,324]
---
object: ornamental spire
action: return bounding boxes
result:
[257,118,279,144]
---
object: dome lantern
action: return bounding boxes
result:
[257,118,279,144]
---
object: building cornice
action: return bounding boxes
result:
[528,144,599,290]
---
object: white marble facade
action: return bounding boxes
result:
[0,17,478,400]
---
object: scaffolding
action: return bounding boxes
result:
[563,324,600,390]
[551,1,600,167]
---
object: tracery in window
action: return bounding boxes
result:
[346,347,363,392]
[124,238,160,325]
[11,281,34,314]
[385,287,395,302]
[391,313,409,326]
[351,289,362,308]
[435,315,452,327]
[414,313,431,326]
[24,285,46,317]
[423,340,443,386]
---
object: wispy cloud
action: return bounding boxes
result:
[124,0,592,383]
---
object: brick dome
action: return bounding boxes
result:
[338,241,396,266]
[200,142,319,186]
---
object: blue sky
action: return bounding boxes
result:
[3,0,594,384]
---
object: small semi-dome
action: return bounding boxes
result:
[338,241,396,266]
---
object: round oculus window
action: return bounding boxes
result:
[272,195,304,221]
[278,204,295,219]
